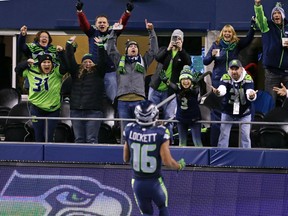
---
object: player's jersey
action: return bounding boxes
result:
[124,123,170,179]
[23,65,63,112]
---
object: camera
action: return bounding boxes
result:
[172,36,178,42]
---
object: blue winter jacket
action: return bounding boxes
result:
[203,28,255,87]
[255,5,288,74]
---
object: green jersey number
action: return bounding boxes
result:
[131,143,157,173]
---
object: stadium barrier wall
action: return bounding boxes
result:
[0,161,287,215]
[1,143,288,168]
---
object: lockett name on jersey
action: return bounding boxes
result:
[128,131,157,143]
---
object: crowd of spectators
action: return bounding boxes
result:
[8,0,288,148]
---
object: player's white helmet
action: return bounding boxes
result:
[134,100,159,126]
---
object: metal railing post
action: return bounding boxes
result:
[45,118,48,143]
[238,122,242,147]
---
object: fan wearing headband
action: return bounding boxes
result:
[123,100,185,216]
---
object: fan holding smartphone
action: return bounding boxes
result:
[148,29,191,143]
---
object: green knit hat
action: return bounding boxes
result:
[179,65,193,81]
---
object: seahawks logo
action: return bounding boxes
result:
[0,170,132,215]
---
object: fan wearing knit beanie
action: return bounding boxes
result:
[254,0,288,103]
[106,19,158,132]
[64,36,107,144]
[125,40,139,55]
[179,65,193,83]
[158,65,203,147]
[37,54,54,74]
[81,53,94,63]
[170,29,184,51]
[14,50,67,143]
[271,2,285,24]
[124,40,141,63]
[80,53,95,73]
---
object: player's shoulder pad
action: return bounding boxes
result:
[156,125,170,135]
[157,124,167,130]
[126,122,136,128]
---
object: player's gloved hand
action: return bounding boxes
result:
[76,0,84,11]
[250,16,256,30]
[160,69,169,84]
[126,1,134,12]
[178,158,186,171]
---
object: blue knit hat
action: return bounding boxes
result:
[81,54,94,63]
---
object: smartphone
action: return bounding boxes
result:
[172,36,178,42]
[112,24,123,30]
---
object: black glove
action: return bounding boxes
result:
[250,16,256,30]
[126,1,134,12]
[76,0,84,11]
[191,72,201,85]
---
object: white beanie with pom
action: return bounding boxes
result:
[271,2,285,21]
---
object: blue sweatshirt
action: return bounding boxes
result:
[255,4,288,74]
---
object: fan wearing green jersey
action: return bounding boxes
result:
[18,25,62,92]
[18,25,58,65]
[15,50,67,142]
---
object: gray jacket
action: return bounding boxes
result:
[107,29,158,99]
